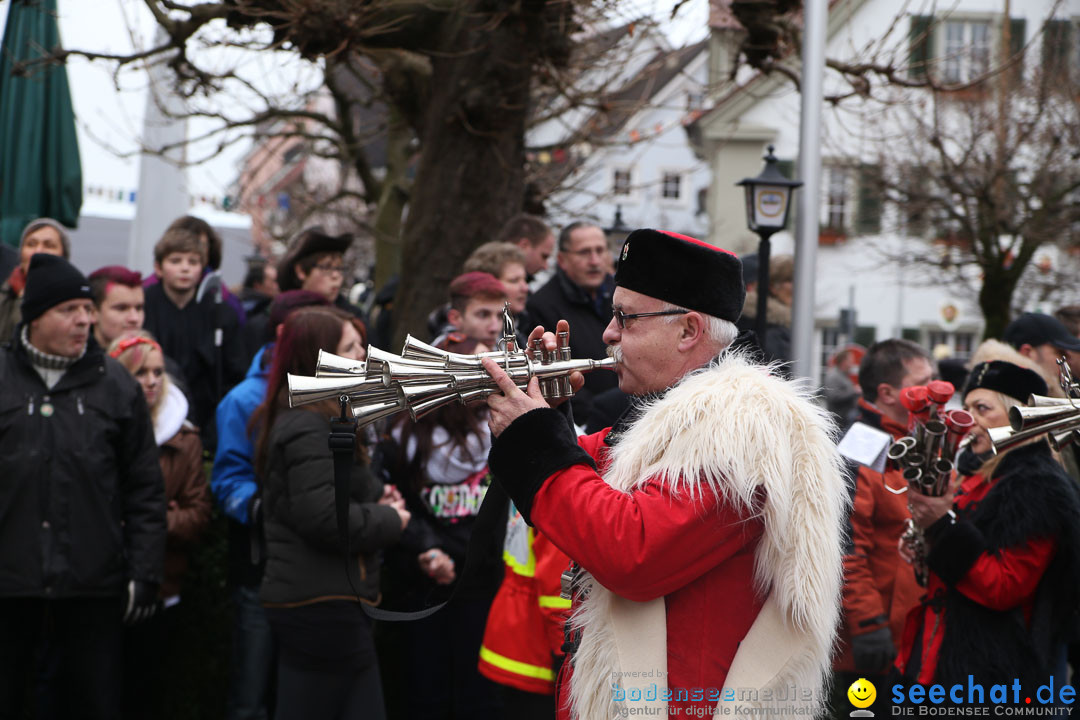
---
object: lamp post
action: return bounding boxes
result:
[736,145,802,353]
[604,205,633,252]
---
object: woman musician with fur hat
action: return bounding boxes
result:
[899,361,1080,695]
[482,229,848,719]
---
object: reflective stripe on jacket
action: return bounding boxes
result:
[478,504,570,695]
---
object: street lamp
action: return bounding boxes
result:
[605,205,633,271]
[736,145,802,353]
[604,205,633,251]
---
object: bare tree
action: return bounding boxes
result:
[705,0,1080,337]
[14,0,700,344]
[829,12,1080,338]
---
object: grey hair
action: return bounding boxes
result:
[661,303,738,350]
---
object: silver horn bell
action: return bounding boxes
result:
[986,361,1080,455]
[286,303,616,427]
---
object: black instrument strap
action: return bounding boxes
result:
[329,397,358,566]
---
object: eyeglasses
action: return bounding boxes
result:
[612,307,688,329]
[313,263,345,275]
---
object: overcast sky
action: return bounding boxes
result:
[0,0,707,207]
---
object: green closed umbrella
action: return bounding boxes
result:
[0,0,82,248]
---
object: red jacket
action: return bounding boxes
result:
[532,429,764,720]
[478,509,570,695]
[837,400,923,671]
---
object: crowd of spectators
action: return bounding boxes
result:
[2,210,1079,720]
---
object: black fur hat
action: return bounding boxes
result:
[614,229,745,323]
[962,360,1048,402]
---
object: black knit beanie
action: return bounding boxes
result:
[21,254,93,324]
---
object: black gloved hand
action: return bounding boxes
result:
[123,579,160,626]
[851,626,896,674]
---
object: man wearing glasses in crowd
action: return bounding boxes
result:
[276,228,364,319]
[526,221,618,422]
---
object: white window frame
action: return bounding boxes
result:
[659,170,683,205]
[953,331,976,358]
[939,17,993,83]
[612,167,633,197]
[821,165,852,232]
[925,329,977,360]
[609,166,641,205]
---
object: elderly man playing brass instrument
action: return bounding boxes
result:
[481,229,848,720]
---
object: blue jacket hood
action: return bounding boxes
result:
[247,344,271,381]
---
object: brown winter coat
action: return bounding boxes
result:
[159,425,211,598]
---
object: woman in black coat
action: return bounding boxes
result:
[253,307,408,720]
[900,361,1080,699]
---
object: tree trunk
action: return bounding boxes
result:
[978,263,1017,340]
[373,103,412,291]
[390,4,552,348]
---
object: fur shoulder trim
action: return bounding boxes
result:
[603,351,848,672]
[972,443,1080,549]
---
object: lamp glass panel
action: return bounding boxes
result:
[743,186,757,231]
[752,185,790,230]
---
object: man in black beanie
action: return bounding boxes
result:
[0,254,166,719]
[481,229,848,719]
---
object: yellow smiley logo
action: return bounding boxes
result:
[847,678,876,709]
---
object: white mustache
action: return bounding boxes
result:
[606,345,622,364]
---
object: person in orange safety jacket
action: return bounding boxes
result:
[478,503,570,719]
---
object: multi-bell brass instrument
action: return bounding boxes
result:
[886,382,971,496]
[891,359,1080,585]
[883,381,973,586]
[285,303,617,427]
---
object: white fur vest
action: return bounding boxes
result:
[566,353,847,719]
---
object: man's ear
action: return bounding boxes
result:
[447,308,463,330]
[294,263,308,283]
[555,251,569,273]
[676,311,706,352]
[876,383,897,406]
